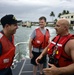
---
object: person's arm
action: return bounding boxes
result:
[41,44,49,57]
[36,44,49,64]
[48,29,50,44]
[29,29,35,58]
[41,28,50,56]
[29,38,33,58]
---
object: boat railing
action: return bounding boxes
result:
[11,42,29,69]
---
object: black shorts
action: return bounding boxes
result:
[31,51,46,66]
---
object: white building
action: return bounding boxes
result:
[60,13,74,24]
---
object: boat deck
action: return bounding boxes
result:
[12,58,40,75]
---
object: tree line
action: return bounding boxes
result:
[50,10,70,22]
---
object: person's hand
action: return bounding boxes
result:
[43,68,52,75]
[35,54,43,64]
[43,63,59,75]
[29,52,33,58]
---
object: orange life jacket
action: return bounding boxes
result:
[32,28,50,49]
[0,32,15,70]
[47,34,74,67]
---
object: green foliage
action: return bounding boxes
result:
[58,10,70,18]
[50,11,55,17]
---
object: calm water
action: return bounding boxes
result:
[0,25,74,58]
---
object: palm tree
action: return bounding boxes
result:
[62,10,70,15]
[58,13,62,18]
[50,11,55,22]
[62,10,67,15]
[54,19,57,24]
[66,10,70,14]
[58,10,70,18]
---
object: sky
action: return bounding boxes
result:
[0,0,74,22]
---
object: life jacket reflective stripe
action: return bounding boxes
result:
[0,33,15,70]
[32,28,50,48]
[47,34,74,67]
